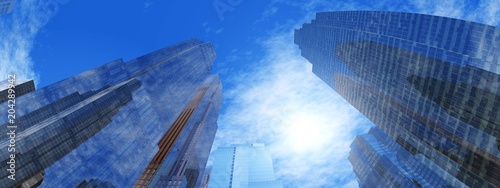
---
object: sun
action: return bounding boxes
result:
[283,113,328,153]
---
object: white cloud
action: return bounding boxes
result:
[143,0,154,12]
[201,21,226,35]
[409,0,466,18]
[408,0,500,26]
[266,0,500,26]
[472,0,500,26]
[215,28,224,34]
[485,1,500,25]
[254,6,279,24]
[0,0,68,90]
[214,23,372,187]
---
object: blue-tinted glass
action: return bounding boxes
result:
[0,39,222,187]
[209,144,283,188]
[295,11,500,187]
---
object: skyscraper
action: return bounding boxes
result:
[0,39,222,187]
[209,144,283,188]
[76,178,115,188]
[0,0,16,14]
[135,75,222,188]
[349,126,466,187]
[295,11,500,187]
[199,169,211,188]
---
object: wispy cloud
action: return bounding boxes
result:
[0,0,68,89]
[254,6,279,24]
[214,19,372,188]
[215,28,224,34]
[201,21,225,35]
[466,0,500,26]
[143,0,154,12]
[406,0,500,26]
[261,0,500,26]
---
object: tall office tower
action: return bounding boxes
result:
[135,75,222,188]
[295,11,500,187]
[349,126,466,187]
[0,80,35,103]
[208,144,283,188]
[199,169,211,188]
[0,0,16,14]
[76,179,115,188]
[0,39,221,187]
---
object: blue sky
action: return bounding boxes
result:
[1,0,499,187]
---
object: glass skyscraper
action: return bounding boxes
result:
[209,144,283,188]
[0,0,16,14]
[295,11,500,187]
[0,39,222,187]
[135,75,222,188]
[350,126,466,187]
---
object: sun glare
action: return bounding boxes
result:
[283,113,328,153]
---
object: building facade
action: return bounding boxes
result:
[349,126,466,187]
[295,11,500,187]
[209,144,283,188]
[135,75,222,188]
[0,39,221,187]
[0,0,16,14]
[199,169,211,188]
[76,178,115,188]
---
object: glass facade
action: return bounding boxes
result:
[140,75,222,188]
[0,39,221,187]
[199,169,211,188]
[350,126,466,188]
[76,178,116,188]
[0,0,16,14]
[295,11,500,187]
[209,144,283,188]
[0,80,35,103]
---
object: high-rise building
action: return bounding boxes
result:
[0,0,16,14]
[0,80,35,103]
[199,169,211,188]
[135,75,222,188]
[209,144,283,188]
[0,39,222,187]
[349,126,466,187]
[295,11,500,187]
[76,178,115,188]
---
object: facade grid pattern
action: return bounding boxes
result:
[295,11,500,187]
[0,39,221,187]
[209,144,283,188]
